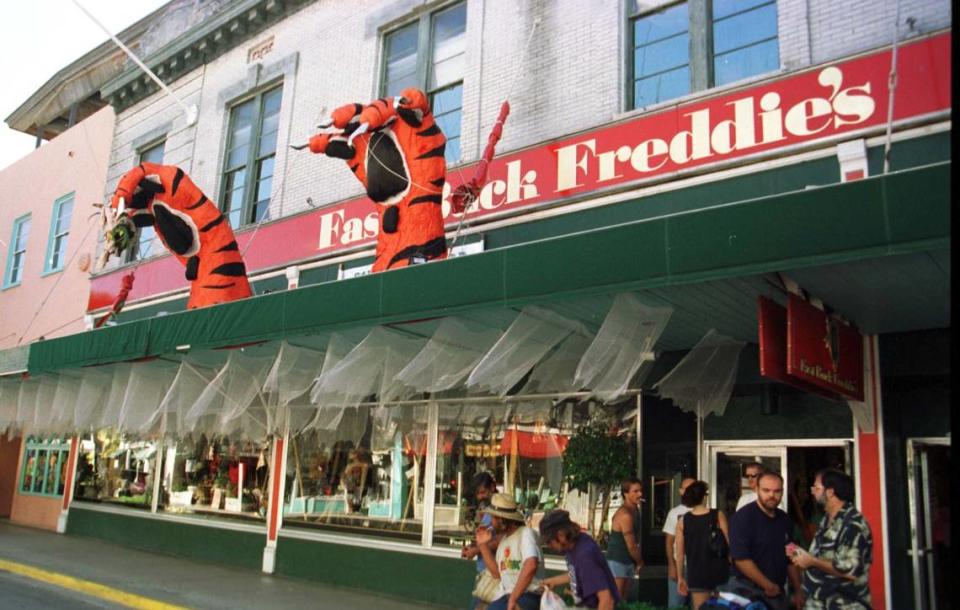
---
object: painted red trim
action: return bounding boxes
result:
[88,33,951,311]
[267,437,284,542]
[61,437,79,511]
[856,337,886,609]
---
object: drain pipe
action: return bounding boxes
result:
[882,0,902,174]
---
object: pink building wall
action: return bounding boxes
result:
[9,436,63,531]
[0,106,115,348]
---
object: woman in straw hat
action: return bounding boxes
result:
[475,493,543,610]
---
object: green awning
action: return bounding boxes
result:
[27,161,950,375]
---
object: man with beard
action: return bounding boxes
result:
[789,469,873,610]
[476,493,543,610]
[728,471,804,610]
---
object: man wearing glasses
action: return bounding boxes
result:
[736,462,765,512]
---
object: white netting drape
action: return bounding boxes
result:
[520,332,593,395]
[653,329,746,418]
[117,361,179,434]
[0,290,688,437]
[183,350,276,439]
[0,376,19,435]
[467,306,587,396]
[574,293,673,401]
[264,341,327,433]
[393,318,502,393]
[309,327,424,406]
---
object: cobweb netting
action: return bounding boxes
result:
[653,329,746,418]
[309,327,425,407]
[183,350,277,440]
[0,291,689,438]
[260,341,327,433]
[392,317,502,393]
[467,305,588,396]
[574,293,673,401]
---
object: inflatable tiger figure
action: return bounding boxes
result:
[99,163,252,309]
[305,88,447,272]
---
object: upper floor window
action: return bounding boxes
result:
[3,214,30,288]
[43,194,74,274]
[711,0,779,86]
[628,0,779,110]
[127,140,166,262]
[381,1,466,164]
[222,85,282,228]
[20,437,71,497]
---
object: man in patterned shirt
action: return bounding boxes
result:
[788,469,873,609]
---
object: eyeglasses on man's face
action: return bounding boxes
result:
[745,473,760,479]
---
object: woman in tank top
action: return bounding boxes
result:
[675,480,731,610]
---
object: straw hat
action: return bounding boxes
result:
[482,493,526,522]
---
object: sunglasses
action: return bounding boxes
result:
[745,473,760,478]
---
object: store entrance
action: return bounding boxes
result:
[706,442,851,544]
[907,438,950,610]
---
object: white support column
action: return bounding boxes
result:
[285,266,300,290]
[151,410,167,514]
[420,401,439,548]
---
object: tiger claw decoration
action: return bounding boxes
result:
[103,163,252,309]
[301,88,447,272]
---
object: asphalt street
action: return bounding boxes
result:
[0,520,451,610]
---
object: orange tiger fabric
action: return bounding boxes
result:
[308,88,447,272]
[109,162,252,309]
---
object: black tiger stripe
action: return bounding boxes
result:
[409,194,442,206]
[210,262,247,277]
[387,236,447,268]
[430,177,446,188]
[171,168,185,195]
[215,240,239,253]
[416,143,446,160]
[186,194,208,210]
[417,124,441,137]
[353,103,363,115]
[200,215,225,232]
[201,282,237,290]
[349,163,360,173]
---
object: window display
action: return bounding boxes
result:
[20,437,70,497]
[73,430,159,508]
[161,434,270,520]
[282,406,428,541]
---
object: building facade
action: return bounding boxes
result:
[0,1,950,608]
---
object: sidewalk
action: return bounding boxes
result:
[0,520,453,609]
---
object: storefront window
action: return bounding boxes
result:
[73,430,160,507]
[20,437,70,497]
[282,406,428,541]
[161,434,270,521]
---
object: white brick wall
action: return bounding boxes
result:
[108,0,951,228]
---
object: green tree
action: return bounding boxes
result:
[563,421,635,542]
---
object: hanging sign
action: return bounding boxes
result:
[757,296,844,401]
[786,294,864,401]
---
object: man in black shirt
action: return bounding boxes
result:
[727,472,804,610]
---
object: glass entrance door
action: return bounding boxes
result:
[707,445,786,514]
[907,438,951,610]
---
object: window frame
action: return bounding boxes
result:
[378,1,466,165]
[627,0,779,111]
[42,193,75,276]
[125,138,167,263]
[19,437,71,498]
[219,82,283,229]
[3,213,31,289]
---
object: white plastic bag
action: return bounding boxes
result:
[540,587,568,610]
